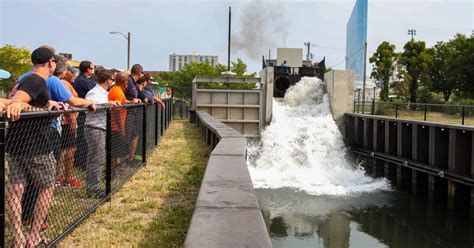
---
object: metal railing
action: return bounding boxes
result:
[172,100,190,120]
[354,100,474,126]
[1,99,173,247]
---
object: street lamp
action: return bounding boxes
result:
[110,31,131,71]
[408,29,416,40]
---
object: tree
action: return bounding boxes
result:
[399,40,432,104]
[231,58,256,77]
[427,41,456,102]
[449,34,474,99]
[369,41,397,101]
[0,45,31,92]
[155,58,256,101]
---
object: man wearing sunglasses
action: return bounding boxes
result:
[5,47,59,247]
[84,69,120,197]
[73,60,98,171]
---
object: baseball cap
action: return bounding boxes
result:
[31,47,59,65]
[67,64,78,74]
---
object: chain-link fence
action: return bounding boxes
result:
[172,99,189,120]
[1,99,173,247]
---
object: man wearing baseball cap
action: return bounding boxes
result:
[5,47,58,247]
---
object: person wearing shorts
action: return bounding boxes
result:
[5,47,58,247]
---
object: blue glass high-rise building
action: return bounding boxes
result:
[346,0,368,79]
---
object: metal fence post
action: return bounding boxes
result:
[105,108,112,196]
[160,103,164,136]
[0,118,6,248]
[395,103,399,118]
[155,103,159,146]
[424,104,427,121]
[462,105,465,125]
[371,100,375,115]
[142,104,147,165]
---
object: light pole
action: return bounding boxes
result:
[408,29,416,40]
[110,31,131,71]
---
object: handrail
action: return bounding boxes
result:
[184,111,271,248]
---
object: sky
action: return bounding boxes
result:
[0,0,472,74]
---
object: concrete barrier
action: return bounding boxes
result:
[184,111,272,248]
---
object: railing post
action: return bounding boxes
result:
[142,104,147,165]
[462,106,465,125]
[424,104,427,121]
[160,103,165,135]
[395,103,399,118]
[0,118,6,248]
[371,100,375,115]
[155,103,159,146]
[105,108,112,196]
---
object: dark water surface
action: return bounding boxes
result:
[257,186,474,248]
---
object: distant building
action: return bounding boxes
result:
[346,0,368,78]
[169,52,219,71]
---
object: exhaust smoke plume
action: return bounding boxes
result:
[232,0,289,60]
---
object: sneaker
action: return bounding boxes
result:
[65,179,82,187]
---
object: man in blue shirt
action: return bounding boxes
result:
[280,60,287,67]
[125,64,143,164]
[16,60,96,163]
[73,61,97,98]
[73,60,98,171]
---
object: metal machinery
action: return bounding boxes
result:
[263,48,326,98]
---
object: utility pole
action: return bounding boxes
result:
[361,42,368,114]
[227,6,231,71]
[304,42,311,61]
[110,31,131,71]
[408,29,416,40]
[127,32,131,71]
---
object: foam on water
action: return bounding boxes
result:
[247,77,391,196]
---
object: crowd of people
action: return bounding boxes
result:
[1,45,166,247]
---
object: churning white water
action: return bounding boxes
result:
[247,77,390,196]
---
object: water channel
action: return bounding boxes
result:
[247,77,474,248]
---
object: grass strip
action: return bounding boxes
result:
[58,120,210,247]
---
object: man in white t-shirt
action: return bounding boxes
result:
[84,69,119,197]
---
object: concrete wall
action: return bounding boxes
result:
[325,69,355,138]
[259,67,274,124]
[184,112,272,248]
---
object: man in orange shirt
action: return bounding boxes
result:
[108,72,128,167]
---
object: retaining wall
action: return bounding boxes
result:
[184,111,271,247]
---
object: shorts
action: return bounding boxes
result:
[7,152,56,189]
[125,108,141,140]
[61,124,77,148]
[111,131,127,158]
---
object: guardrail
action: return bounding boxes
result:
[354,101,474,126]
[184,111,271,248]
[1,99,173,247]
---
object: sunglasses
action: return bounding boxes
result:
[50,57,59,63]
[89,67,94,70]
